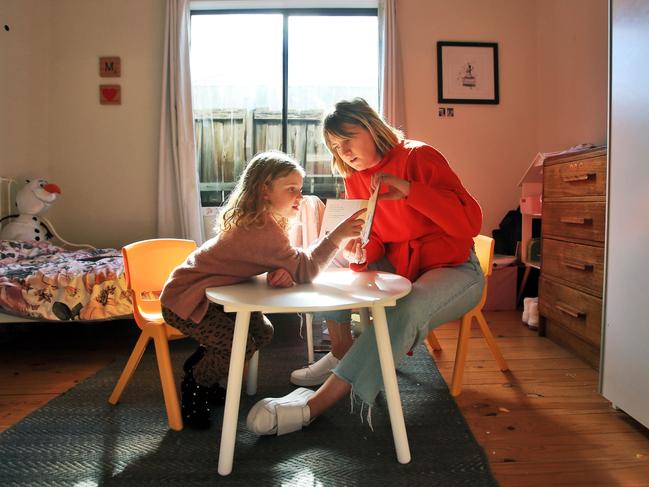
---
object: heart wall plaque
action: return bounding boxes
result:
[100,84,121,105]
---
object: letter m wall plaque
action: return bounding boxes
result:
[99,57,121,77]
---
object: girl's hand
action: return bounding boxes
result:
[329,208,366,247]
[371,172,410,200]
[343,238,367,265]
[267,268,295,288]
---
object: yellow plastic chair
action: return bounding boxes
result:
[426,235,509,396]
[108,238,197,431]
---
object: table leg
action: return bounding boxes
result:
[218,310,251,476]
[305,313,314,364]
[517,265,532,305]
[359,307,370,333]
[371,305,411,465]
[246,350,258,395]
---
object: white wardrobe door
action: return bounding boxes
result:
[602,0,649,428]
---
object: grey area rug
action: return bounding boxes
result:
[0,327,498,486]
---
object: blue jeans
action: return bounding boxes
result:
[314,250,484,406]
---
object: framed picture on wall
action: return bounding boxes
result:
[437,41,499,104]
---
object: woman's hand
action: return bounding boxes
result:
[343,238,367,265]
[371,172,410,200]
[267,268,295,288]
[329,208,366,247]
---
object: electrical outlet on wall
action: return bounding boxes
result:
[438,107,455,117]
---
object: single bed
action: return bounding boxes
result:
[0,177,133,323]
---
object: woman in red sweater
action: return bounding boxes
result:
[247,98,485,436]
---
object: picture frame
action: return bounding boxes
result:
[437,41,499,104]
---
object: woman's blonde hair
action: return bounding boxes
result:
[218,150,305,232]
[323,97,403,177]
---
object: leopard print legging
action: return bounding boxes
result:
[162,303,274,387]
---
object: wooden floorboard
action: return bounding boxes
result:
[0,319,137,432]
[430,310,649,486]
[1,311,649,486]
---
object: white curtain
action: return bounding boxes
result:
[378,0,406,134]
[157,0,203,243]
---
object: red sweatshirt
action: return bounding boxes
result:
[345,139,482,281]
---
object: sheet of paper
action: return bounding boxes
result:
[319,184,379,244]
[360,184,379,245]
[318,199,367,239]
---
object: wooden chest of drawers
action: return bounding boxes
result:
[538,147,607,369]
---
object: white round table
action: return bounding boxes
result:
[206,268,412,476]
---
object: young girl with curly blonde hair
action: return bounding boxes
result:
[161,150,365,428]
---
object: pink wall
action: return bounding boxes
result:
[397,0,607,237]
[0,0,51,179]
[536,0,608,150]
[1,0,607,248]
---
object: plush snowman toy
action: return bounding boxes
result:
[0,179,62,242]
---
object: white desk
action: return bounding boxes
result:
[206,268,412,476]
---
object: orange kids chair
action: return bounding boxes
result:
[108,238,197,431]
[426,234,509,396]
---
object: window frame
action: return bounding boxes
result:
[190,7,378,205]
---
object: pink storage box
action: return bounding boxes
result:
[520,194,542,215]
[484,265,517,311]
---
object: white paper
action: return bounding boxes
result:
[360,184,379,244]
[319,185,379,244]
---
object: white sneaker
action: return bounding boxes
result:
[246,387,314,436]
[290,352,340,387]
[522,297,533,323]
[528,301,539,330]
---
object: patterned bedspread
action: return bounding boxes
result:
[0,240,133,321]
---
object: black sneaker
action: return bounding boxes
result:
[182,346,225,410]
[208,383,227,406]
[181,369,211,430]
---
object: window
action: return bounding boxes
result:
[189,9,378,206]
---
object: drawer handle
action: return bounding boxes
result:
[555,301,586,319]
[561,172,596,183]
[560,216,593,225]
[563,259,594,272]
